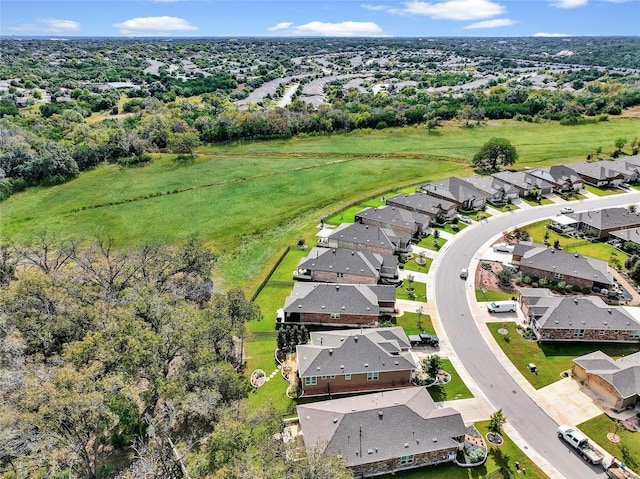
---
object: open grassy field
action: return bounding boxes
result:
[3,118,639,293]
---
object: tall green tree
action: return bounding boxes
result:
[472,137,518,172]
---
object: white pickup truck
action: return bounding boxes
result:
[557,424,604,465]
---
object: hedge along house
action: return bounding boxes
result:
[293,247,399,285]
[573,350,640,411]
[278,282,396,327]
[296,327,416,397]
[355,205,430,238]
[296,387,466,478]
[326,223,412,256]
[511,242,613,291]
[384,192,457,224]
[519,288,640,342]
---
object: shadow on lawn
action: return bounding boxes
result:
[539,342,640,358]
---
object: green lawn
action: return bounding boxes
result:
[467,210,493,221]
[396,280,427,301]
[487,322,640,389]
[521,196,555,206]
[475,290,516,302]
[522,219,628,268]
[584,184,625,197]
[427,359,474,402]
[381,420,548,479]
[5,118,639,293]
[578,415,640,472]
[403,256,433,274]
[437,223,468,234]
[394,311,434,336]
[418,234,447,251]
[323,197,386,225]
[491,203,520,213]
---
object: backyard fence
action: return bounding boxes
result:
[251,246,291,302]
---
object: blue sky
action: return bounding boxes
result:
[2,0,639,37]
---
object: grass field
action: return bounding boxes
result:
[427,359,474,402]
[3,118,639,293]
[395,311,434,336]
[578,415,640,471]
[487,322,639,389]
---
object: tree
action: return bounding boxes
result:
[472,137,518,172]
[615,138,627,153]
[488,409,507,435]
[167,131,200,157]
[422,354,442,379]
[497,268,514,288]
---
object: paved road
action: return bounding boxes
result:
[434,192,640,478]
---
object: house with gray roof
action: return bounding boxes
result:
[490,170,553,197]
[296,327,416,397]
[326,223,411,255]
[512,242,613,290]
[420,176,491,212]
[294,247,398,284]
[607,155,640,183]
[528,165,583,192]
[609,227,640,248]
[570,161,625,187]
[573,350,640,411]
[385,192,457,223]
[355,206,429,237]
[567,207,640,239]
[519,288,640,342]
[464,175,520,204]
[296,387,466,477]
[279,282,396,327]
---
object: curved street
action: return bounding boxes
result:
[433,191,640,478]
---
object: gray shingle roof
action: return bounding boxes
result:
[513,244,612,286]
[296,247,382,278]
[297,387,466,468]
[465,175,519,197]
[568,207,640,232]
[355,205,428,229]
[328,223,401,250]
[491,170,553,191]
[297,327,416,377]
[385,192,456,215]
[420,176,491,203]
[284,282,395,315]
[570,162,625,181]
[574,351,640,400]
[609,227,640,244]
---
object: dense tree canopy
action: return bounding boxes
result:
[472,137,519,172]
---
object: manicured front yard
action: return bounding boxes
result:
[403,255,433,274]
[466,210,492,221]
[578,414,640,471]
[487,322,640,389]
[427,358,474,402]
[475,290,516,302]
[395,311,434,336]
[396,280,427,301]
[437,223,468,234]
[382,420,548,479]
[521,196,555,206]
[584,184,625,197]
[418,234,447,251]
[491,203,520,213]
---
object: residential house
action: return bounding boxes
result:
[385,193,457,223]
[528,165,583,192]
[420,176,491,212]
[296,387,466,478]
[609,227,640,248]
[512,242,613,290]
[294,247,398,284]
[326,223,412,255]
[296,327,416,397]
[519,288,640,342]
[570,161,625,187]
[573,350,640,411]
[490,170,554,197]
[567,207,640,239]
[607,155,640,183]
[464,175,520,204]
[279,282,396,327]
[355,206,429,237]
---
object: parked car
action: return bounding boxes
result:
[493,243,515,253]
[557,425,604,465]
[619,182,630,189]
[460,268,468,279]
[457,214,473,225]
[488,301,517,313]
[560,207,574,214]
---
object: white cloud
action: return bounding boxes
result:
[549,0,588,8]
[268,22,293,31]
[390,0,506,20]
[361,3,390,10]
[113,16,198,36]
[8,18,81,34]
[533,32,572,37]
[269,21,386,37]
[464,18,514,29]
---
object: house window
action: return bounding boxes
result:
[631,331,640,339]
[330,375,336,379]
[330,313,340,319]
[337,272,344,278]
[599,330,606,336]
[345,374,351,380]
[622,330,629,335]
[304,377,317,386]
[573,329,585,338]
[400,455,414,465]
[553,272,564,279]
[367,371,379,381]
[321,375,327,380]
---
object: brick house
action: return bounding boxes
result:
[570,161,625,187]
[573,350,640,411]
[420,176,491,212]
[512,243,613,290]
[279,282,396,327]
[464,175,520,204]
[294,247,398,284]
[326,223,412,255]
[528,165,583,192]
[490,170,554,197]
[607,155,640,183]
[296,327,416,397]
[519,288,640,342]
[385,192,457,223]
[355,205,429,237]
[566,207,640,239]
[296,387,466,478]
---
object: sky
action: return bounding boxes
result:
[1,0,639,38]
